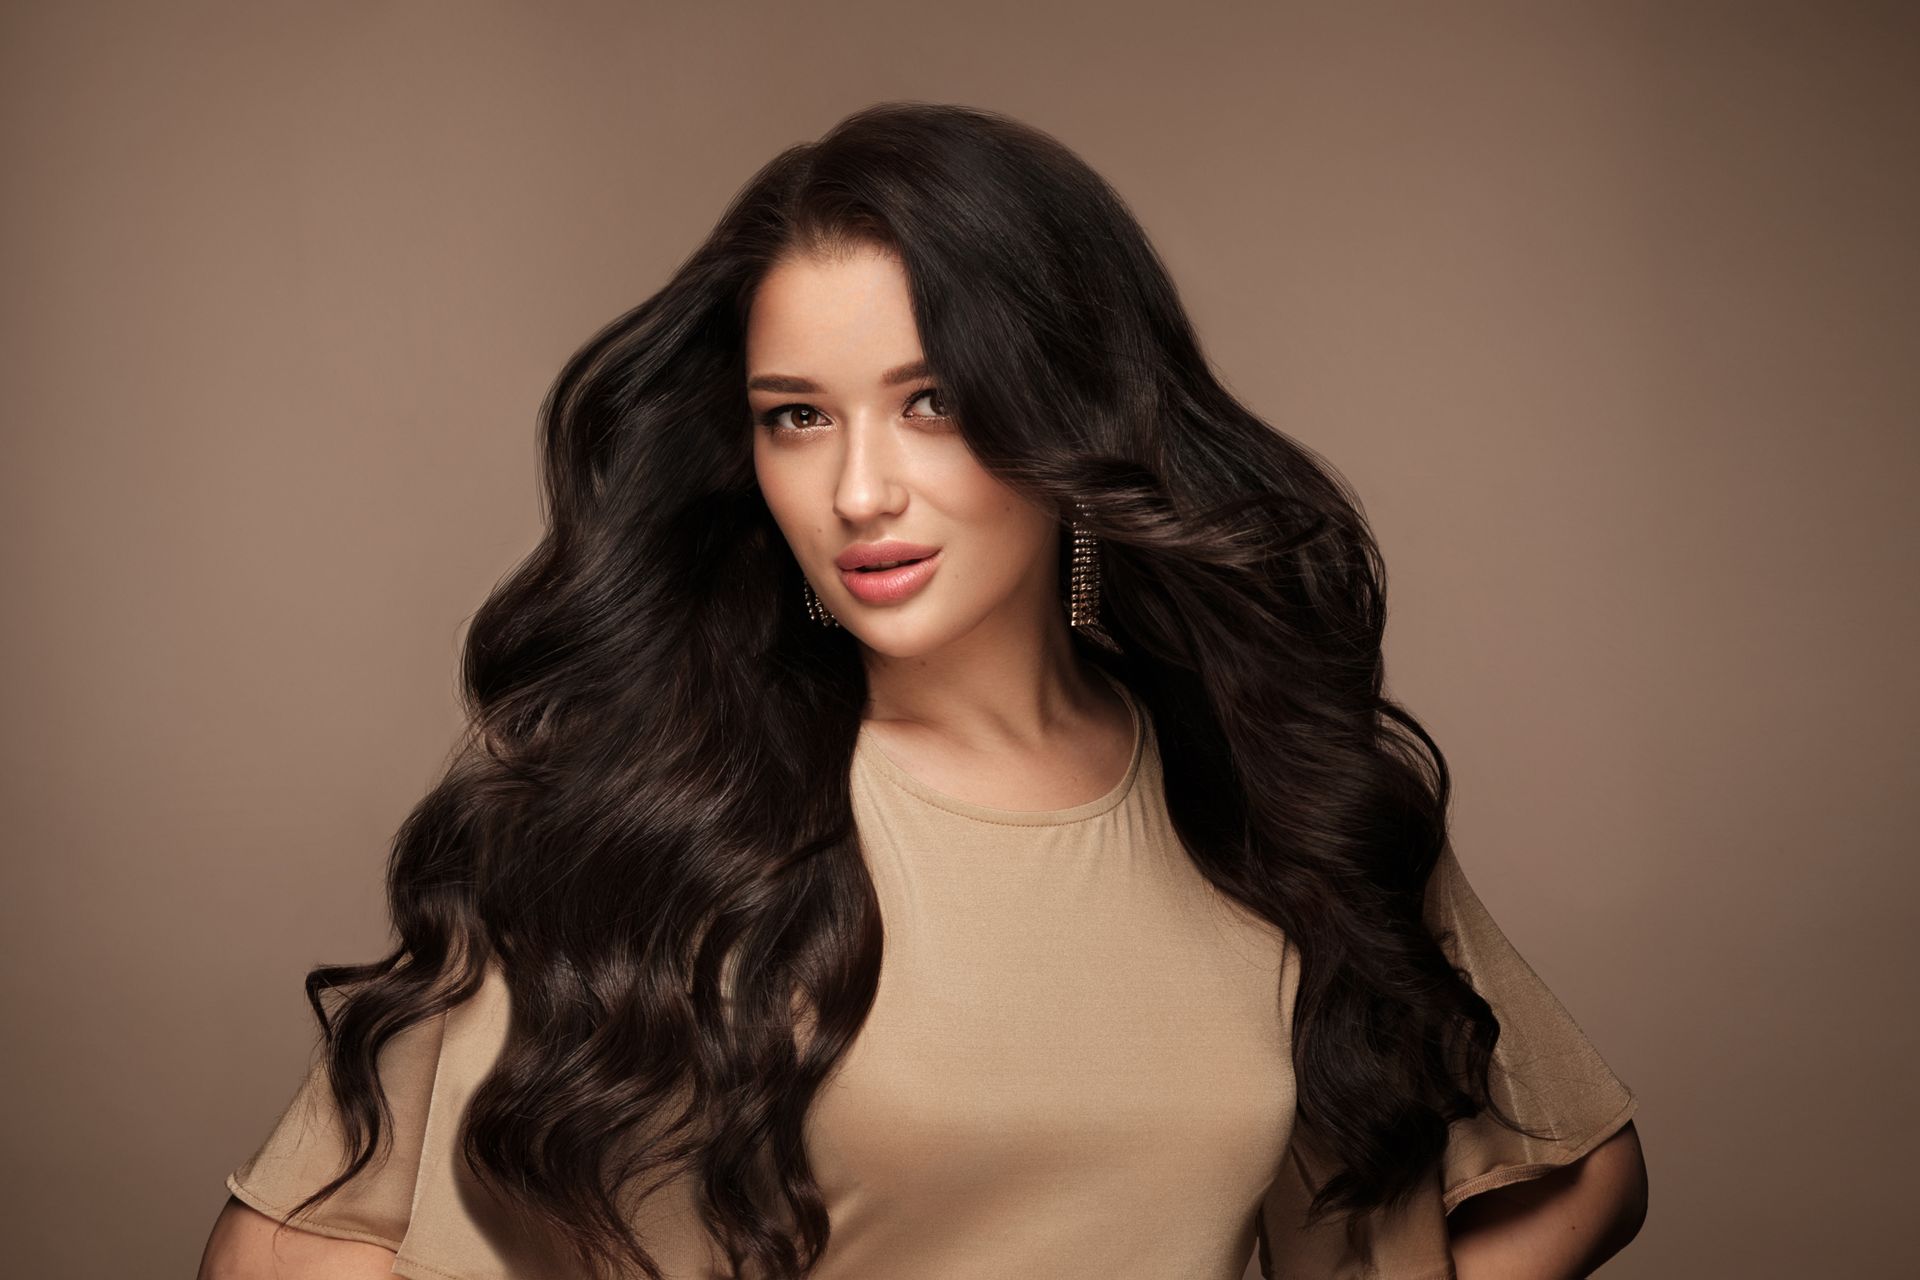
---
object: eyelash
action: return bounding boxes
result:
[755,387,949,434]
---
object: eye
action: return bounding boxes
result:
[905,387,950,419]
[756,403,825,433]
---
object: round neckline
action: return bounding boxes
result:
[854,667,1146,827]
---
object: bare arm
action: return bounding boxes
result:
[1446,1121,1649,1279]
[196,1195,402,1280]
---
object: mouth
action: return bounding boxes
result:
[838,548,942,605]
[850,555,931,572]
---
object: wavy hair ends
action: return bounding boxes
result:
[274,100,1536,1278]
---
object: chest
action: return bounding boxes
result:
[803,809,1297,1217]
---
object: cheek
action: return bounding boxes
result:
[936,471,1058,576]
[930,454,1020,523]
[753,441,808,531]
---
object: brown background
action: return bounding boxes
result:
[4,3,1914,1277]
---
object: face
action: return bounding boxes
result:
[746,241,1061,658]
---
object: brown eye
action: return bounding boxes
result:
[907,388,948,418]
[757,403,825,433]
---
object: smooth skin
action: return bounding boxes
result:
[1447,1121,1649,1278]
[748,238,1136,809]
[197,1195,398,1278]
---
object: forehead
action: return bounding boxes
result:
[744,243,925,381]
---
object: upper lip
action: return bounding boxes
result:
[835,540,940,571]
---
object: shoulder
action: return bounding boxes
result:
[197,1194,400,1280]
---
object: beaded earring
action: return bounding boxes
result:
[1066,500,1122,652]
[802,575,839,628]
[1067,501,1101,629]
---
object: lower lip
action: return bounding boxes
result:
[839,550,942,604]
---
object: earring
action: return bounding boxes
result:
[802,576,841,628]
[1068,501,1123,652]
[1068,503,1100,627]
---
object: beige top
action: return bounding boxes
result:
[228,672,1638,1279]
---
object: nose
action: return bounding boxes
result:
[831,410,908,525]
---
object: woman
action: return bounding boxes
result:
[200,102,1647,1280]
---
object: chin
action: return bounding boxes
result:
[840,609,967,659]
[845,624,943,660]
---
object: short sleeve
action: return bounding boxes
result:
[224,965,552,1280]
[225,963,726,1280]
[225,1003,449,1254]
[1423,840,1639,1211]
[1257,840,1639,1279]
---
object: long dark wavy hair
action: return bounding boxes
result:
[274,100,1548,1278]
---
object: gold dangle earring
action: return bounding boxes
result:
[1068,501,1100,627]
[803,575,841,628]
[1068,500,1122,652]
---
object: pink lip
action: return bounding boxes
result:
[838,548,942,605]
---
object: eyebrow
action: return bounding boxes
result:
[746,358,932,395]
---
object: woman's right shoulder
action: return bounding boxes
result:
[197,1193,402,1279]
[211,960,516,1279]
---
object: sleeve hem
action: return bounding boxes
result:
[1439,1090,1639,1216]
[224,1170,408,1253]
[392,1252,473,1280]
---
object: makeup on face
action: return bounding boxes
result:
[749,247,1049,630]
[836,541,942,604]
